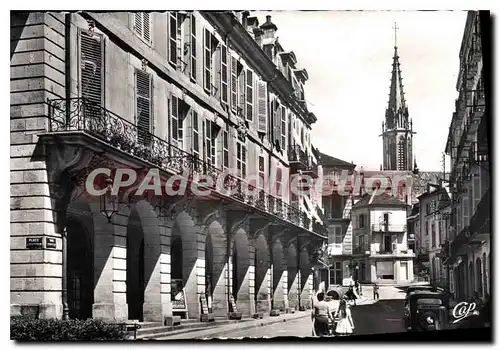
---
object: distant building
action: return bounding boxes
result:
[351,191,414,284]
[318,152,356,288]
[417,184,452,288]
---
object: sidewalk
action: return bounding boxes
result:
[152,311,311,340]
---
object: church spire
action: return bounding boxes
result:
[381,23,414,172]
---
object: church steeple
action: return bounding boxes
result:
[380,23,415,171]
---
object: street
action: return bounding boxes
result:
[194,299,405,339]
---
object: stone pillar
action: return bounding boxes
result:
[135,201,170,322]
[210,225,229,319]
[286,243,300,311]
[272,239,288,312]
[247,243,256,316]
[299,247,312,309]
[371,261,377,282]
[254,233,271,314]
[159,219,173,320]
[10,12,68,320]
[92,211,128,321]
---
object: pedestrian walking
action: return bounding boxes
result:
[347,285,357,305]
[311,292,334,337]
[355,280,360,295]
[373,283,379,300]
[335,296,354,336]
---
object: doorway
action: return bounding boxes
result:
[384,235,392,253]
[126,210,145,321]
[66,218,93,319]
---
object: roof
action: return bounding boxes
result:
[319,152,356,169]
[417,186,448,201]
[352,192,407,209]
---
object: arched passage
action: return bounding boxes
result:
[66,216,94,319]
[126,207,145,321]
[254,234,270,314]
[231,229,251,316]
[272,239,287,311]
[286,243,299,310]
[475,257,482,297]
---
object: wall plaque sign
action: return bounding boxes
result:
[46,238,57,249]
[26,237,43,249]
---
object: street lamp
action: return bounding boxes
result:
[100,178,118,222]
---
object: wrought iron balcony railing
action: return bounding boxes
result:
[326,209,351,220]
[371,224,406,232]
[352,245,368,255]
[47,98,321,235]
[303,158,319,178]
[288,145,308,167]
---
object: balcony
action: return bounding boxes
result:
[288,145,308,171]
[303,158,319,178]
[46,98,324,238]
[371,224,406,233]
[327,243,343,256]
[326,209,351,221]
[352,245,369,256]
[371,249,414,258]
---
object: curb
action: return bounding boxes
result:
[155,312,310,339]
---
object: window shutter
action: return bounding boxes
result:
[80,30,104,105]
[212,40,221,98]
[170,95,179,145]
[136,69,152,145]
[281,105,286,149]
[245,69,253,121]
[220,43,228,104]
[257,79,267,133]
[230,56,238,112]
[143,12,151,43]
[168,12,177,66]
[275,101,282,146]
[238,67,246,118]
[203,28,211,92]
[134,13,143,37]
[190,13,196,81]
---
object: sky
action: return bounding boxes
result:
[254,10,468,172]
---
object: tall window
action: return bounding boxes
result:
[383,213,389,225]
[358,214,365,229]
[258,156,265,189]
[236,140,247,178]
[168,12,178,66]
[246,70,253,121]
[431,222,436,248]
[220,44,228,105]
[334,226,342,244]
[192,111,199,158]
[425,220,429,236]
[134,12,151,44]
[203,28,212,92]
[189,13,196,81]
[204,121,218,166]
[275,167,283,197]
[170,95,186,150]
[222,126,229,170]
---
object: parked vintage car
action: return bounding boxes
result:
[404,290,450,331]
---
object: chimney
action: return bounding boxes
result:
[253,28,263,48]
[260,14,278,39]
[242,11,250,30]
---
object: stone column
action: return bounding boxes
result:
[271,238,288,312]
[286,243,300,311]
[92,210,128,321]
[247,243,256,316]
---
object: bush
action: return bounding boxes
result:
[11,316,126,341]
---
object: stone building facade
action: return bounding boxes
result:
[10,11,327,322]
[445,11,490,301]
